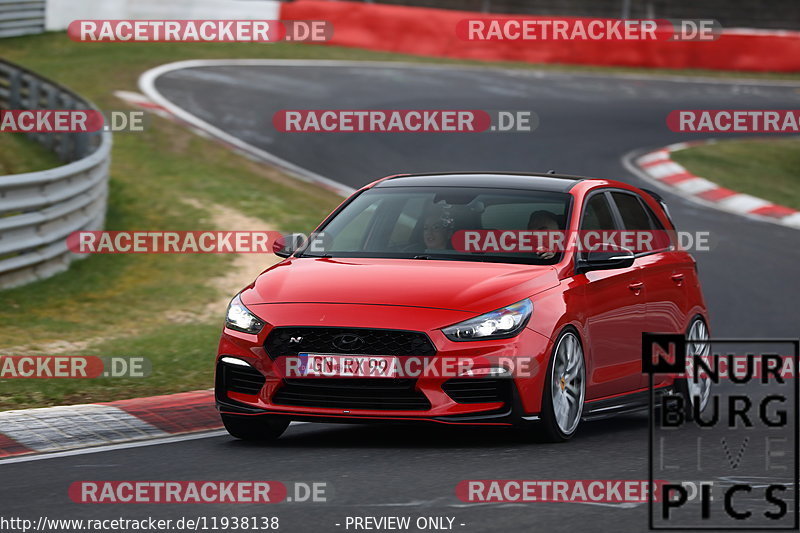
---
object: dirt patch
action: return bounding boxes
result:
[173,198,280,323]
[7,199,279,354]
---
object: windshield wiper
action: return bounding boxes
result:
[409,254,464,261]
[300,253,332,258]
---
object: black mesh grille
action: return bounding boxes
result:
[272,378,431,411]
[217,361,266,396]
[265,327,436,358]
[442,378,512,404]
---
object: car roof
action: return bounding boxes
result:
[374,172,586,193]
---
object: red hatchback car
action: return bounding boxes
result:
[215,173,711,442]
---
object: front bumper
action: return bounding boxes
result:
[214,313,554,425]
[216,392,526,427]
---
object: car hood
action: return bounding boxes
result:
[241,257,559,313]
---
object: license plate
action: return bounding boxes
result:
[297,353,399,378]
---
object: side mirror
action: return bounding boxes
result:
[273,233,308,258]
[578,245,635,273]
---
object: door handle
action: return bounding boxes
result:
[628,281,644,294]
[671,273,685,285]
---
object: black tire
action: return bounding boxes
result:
[529,328,586,443]
[221,414,290,441]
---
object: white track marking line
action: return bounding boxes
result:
[0,430,228,465]
[139,58,800,212]
[139,61,356,197]
[0,404,167,452]
[0,422,310,465]
[139,58,800,87]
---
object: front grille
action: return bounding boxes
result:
[217,361,266,395]
[265,327,436,358]
[442,378,512,404]
[272,378,431,410]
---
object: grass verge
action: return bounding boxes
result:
[671,137,800,211]
[0,324,221,410]
[0,132,62,174]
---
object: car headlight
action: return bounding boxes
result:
[442,299,533,341]
[225,294,265,334]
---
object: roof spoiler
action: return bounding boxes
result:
[641,188,664,202]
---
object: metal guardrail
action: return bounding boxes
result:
[0,59,111,289]
[0,0,45,38]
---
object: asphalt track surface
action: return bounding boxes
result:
[3,63,799,532]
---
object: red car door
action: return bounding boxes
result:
[608,191,689,389]
[580,191,648,399]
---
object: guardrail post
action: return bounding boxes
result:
[8,67,20,108]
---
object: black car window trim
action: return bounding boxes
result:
[574,189,624,272]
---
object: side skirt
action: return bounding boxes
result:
[581,386,673,421]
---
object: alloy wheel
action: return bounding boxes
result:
[550,332,586,435]
[686,318,712,412]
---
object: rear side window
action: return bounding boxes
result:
[641,189,673,229]
[581,193,616,230]
[611,192,656,230]
[640,197,667,231]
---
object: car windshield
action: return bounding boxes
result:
[300,186,572,264]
